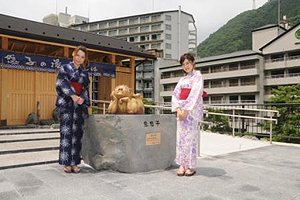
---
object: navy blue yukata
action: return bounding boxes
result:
[55,62,90,166]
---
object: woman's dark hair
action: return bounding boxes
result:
[73,45,89,68]
[179,53,195,65]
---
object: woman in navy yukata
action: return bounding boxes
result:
[56,45,90,173]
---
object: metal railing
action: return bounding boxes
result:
[91,100,278,144]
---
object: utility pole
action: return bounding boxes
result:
[278,0,280,25]
[252,0,256,10]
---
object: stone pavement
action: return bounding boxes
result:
[0,131,300,200]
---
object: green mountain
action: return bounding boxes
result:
[197,0,300,58]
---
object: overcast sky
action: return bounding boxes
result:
[0,0,268,43]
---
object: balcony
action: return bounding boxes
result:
[160,76,181,84]
[204,68,258,80]
[160,91,172,97]
[205,85,258,94]
[264,73,300,86]
[265,55,300,70]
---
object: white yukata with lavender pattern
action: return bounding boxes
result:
[171,70,204,169]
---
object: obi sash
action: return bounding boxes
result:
[179,88,208,100]
[179,88,191,100]
[70,81,83,95]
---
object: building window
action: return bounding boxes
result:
[165,15,172,21]
[143,92,152,98]
[108,21,117,28]
[204,81,209,88]
[129,36,138,42]
[240,60,255,69]
[165,24,171,30]
[229,96,239,103]
[140,16,150,23]
[80,25,88,31]
[151,24,161,31]
[99,22,107,28]
[211,65,222,73]
[211,96,223,104]
[241,77,255,86]
[129,27,139,34]
[165,34,172,40]
[89,24,98,30]
[140,35,150,41]
[201,67,209,74]
[151,43,161,49]
[140,26,150,32]
[165,43,171,49]
[241,95,255,103]
[229,79,239,87]
[97,31,107,36]
[119,19,128,26]
[151,15,161,22]
[211,80,222,88]
[151,34,161,40]
[229,63,238,71]
[270,53,284,62]
[165,54,172,58]
[108,30,117,36]
[129,18,139,25]
[140,44,149,50]
[119,28,128,35]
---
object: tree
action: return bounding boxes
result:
[266,84,300,142]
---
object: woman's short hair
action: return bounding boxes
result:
[179,53,195,65]
[73,45,89,68]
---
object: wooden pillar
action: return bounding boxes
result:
[110,54,116,92]
[0,37,9,124]
[64,46,69,58]
[130,57,135,90]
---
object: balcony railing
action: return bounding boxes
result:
[265,55,300,63]
[161,74,183,79]
[265,73,300,79]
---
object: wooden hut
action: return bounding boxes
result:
[0,14,155,126]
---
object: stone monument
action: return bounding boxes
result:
[82,114,176,173]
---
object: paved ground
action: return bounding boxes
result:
[0,131,300,200]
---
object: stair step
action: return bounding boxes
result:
[0,150,59,170]
[0,140,59,154]
[0,132,60,143]
[0,129,60,135]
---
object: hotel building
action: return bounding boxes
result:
[159,23,300,105]
[69,10,197,100]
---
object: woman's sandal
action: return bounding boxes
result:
[177,167,185,176]
[185,169,196,176]
[64,166,72,173]
[71,165,81,173]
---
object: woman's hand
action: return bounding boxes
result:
[71,95,84,105]
[177,108,189,121]
[71,94,79,102]
[77,97,84,105]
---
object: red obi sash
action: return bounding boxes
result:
[179,88,208,100]
[70,81,83,95]
[179,88,191,100]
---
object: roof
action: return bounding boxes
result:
[71,10,195,27]
[259,21,300,51]
[0,14,156,59]
[252,24,286,32]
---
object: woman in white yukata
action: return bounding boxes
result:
[172,53,204,176]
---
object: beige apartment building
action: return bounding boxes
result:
[159,22,300,105]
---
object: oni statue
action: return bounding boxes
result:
[107,85,144,114]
